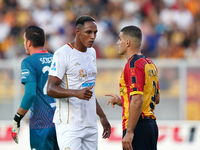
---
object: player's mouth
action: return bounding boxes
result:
[88,41,94,47]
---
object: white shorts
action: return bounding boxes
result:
[55,123,98,150]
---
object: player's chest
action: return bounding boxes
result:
[67,55,97,79]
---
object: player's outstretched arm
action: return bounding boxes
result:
[96,99,111,139]
[105,94,122,108]
[47,75,93,100]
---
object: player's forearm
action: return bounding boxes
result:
[47,84,80,98]
[156,93,160,104]
[47,75,79,98]
[96,99,106,118]
[20,82,36,110]
[17,107,28,117]
[126,95,142,134]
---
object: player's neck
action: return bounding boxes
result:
[125,49,141,60]
[30,47,45,55]
[71,40,87,52]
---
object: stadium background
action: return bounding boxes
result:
[0,0,200,149]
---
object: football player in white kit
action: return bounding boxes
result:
[47,15,111,150]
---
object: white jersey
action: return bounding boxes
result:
[49,43,97,126]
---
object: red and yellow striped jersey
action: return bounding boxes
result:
[120,54,160,130]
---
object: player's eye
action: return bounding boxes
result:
[86,31,92,34]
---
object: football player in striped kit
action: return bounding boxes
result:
[106,25,160,150]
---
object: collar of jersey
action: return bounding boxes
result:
[67,43,74,49]
[33,49,48,54]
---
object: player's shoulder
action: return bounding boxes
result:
[54,43,73,56]
[128,54,146,68]
[22,55,33,65]
[86,47,96,57]
[87,47,95,53]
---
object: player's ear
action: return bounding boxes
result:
[27,40,31,47]
[126,40,130,47]
[76,28,80,36]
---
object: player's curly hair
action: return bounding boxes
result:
[75,15,96,29]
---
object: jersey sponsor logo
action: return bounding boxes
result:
[78,69,87,80]
[21,69,30,79]
[82,82,95,87]
[88,72,97,77]
[64,147,71,150]
[39,57,53,64]
[51,62,56,71]
[78,69,96,80]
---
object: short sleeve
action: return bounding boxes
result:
[21,59,36,84]
[128,62,145,96]
[49,49,68,80]
[91,48,96,60]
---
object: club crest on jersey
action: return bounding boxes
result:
[51,62,56,71]
[21,69,30,79]
[78,69,87,80]
[74,62,81,66]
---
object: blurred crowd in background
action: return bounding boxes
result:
[0,0,200,59]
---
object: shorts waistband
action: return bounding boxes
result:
[139,115,153,120]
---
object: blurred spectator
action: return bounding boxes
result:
[0,13,10,43]
[70,0,91,17]
[4,35,25,59]
[159,3,175,31]
[102,40,120,58]
[0,0,199,59]
[184,40,200,59]
[185,0,200,18]
[172,1,194,31]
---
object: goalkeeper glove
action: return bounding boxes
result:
[11,113,23,144]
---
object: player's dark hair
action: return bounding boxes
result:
[75,15,96,29]
[121,25,142,42]
[25,26,45,47]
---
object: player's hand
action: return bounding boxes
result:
[77,85,93,100]
[100,116,111,139]
[11,113,24,144]
[105,94,121,108]
[122,132,134,150]
[11,120,20,144]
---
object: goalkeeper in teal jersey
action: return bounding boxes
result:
[11,26,59,150]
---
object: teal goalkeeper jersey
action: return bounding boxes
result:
[21,50,55,129]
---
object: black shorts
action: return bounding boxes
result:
[123,118,158,150]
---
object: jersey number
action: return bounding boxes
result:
[42,66,50,95]
[150,80,157,111]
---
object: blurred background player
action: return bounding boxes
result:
[47,15,111,150]
[11,26,59,150]
[106,25,160,150]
